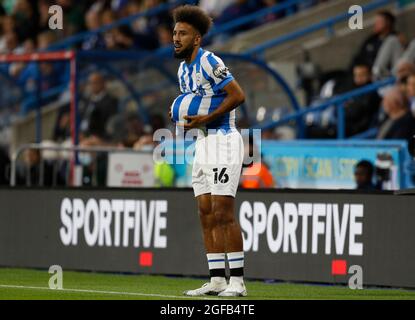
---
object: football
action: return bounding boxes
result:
[170,92,204,123]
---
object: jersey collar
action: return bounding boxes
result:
[186,48,204,68]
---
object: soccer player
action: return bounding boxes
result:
[171,5,247,297]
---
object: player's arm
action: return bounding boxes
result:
[183,80,245,129]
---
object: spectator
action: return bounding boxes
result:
[133,134,153,151]
[142,0,172,36]
[104,24,158,50]
[297,50,321,105]
[53,103,71,142]
[0,16,18,53]
[240,138,276,189]
[377,87,415,145]
[17,61,64,110]
[1,31,21,54]
[257,0,289,25]
[406,72,415,116]
[306,64,381,139]
[157,23,173,48]
[11,0,38,43]
[394,60,415,96]
[106,111,144,148]
[37,30,58,50]
[395,60,415,82]
[112,25,137,49]
[354,160,377,190]
[216,0,262,36]
[126,1,146,34]
[131,125,176,187]
[122,0,171,50]
[139,0,169,49]
[199,0,235,19]
[261,127,279,140]
[101,9,117,26]
[352,10,402,80]
[397,38,415,66]
[56,0,85,37]
[14,32,66,114]
[342,64,381,137]
[37,0,54,33]
[79,72,119,144]
[149,113,166,133]
[14,31,57,85]
[111,0,130,17]
[82,9,105,50]
[398,32,409,50]
[15,148,58,186]
[154,160,175,187]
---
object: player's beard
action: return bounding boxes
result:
[174,44,194,60]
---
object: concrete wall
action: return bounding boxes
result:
[10,103,61,155]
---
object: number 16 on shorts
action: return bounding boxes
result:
[213,168,229,184]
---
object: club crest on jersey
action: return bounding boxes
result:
[213,64,229,80]
[196,72,202,85]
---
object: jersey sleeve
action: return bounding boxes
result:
[204,53,234,92]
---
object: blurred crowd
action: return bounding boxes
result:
[0,0,328,53]
[299,10,415,148]
[3,68,170,187]
[0,0,328,187]
[1,2,414,191]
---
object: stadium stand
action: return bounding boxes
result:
[4,1,415,302]
[1,0,414,190]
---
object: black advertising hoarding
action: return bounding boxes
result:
[0,188,414,288]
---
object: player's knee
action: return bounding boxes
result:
[199,206,216,231]
[212,207,234,225]
[198,204,212,219]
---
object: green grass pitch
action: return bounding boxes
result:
[0,268,414,300]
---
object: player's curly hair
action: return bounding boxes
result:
[173,5,213,37]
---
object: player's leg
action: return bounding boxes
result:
[183,194,228,296]
[212,195,247,297]
[209,130,246,297]
[198,193,225,254]
[184,134,228,296]
[211,195,243,253]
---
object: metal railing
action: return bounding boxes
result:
[254,77,396,139]
[10,144,153,187]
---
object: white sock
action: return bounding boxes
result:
[227,251,244,278]
[207,253,226,280]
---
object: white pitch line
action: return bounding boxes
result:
[0,284,219,300]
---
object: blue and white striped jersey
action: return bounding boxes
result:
[171,48,236,133]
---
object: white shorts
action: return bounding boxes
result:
[192,130,244,198]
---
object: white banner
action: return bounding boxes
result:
[107,153,154,187]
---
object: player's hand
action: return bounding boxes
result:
[181,115,209,129]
